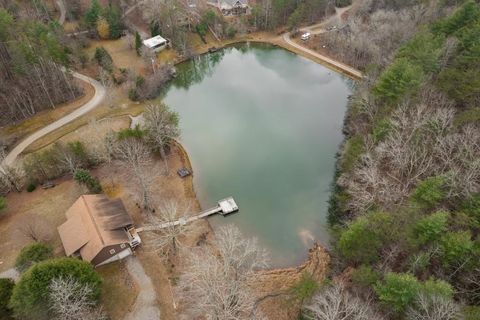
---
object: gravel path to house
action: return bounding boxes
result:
[125,257,161,320]
[0,268,19,281]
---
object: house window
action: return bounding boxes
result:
[120,243,126,249]
[109,249,116,255]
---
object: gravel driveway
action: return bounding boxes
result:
[125,257,161,320]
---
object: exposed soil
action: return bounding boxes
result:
[253,244,331,319]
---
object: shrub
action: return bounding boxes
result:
[372,119,391,143]
[338,211,393,264]
[15,243,53,273]
[73,169,102,194]
[135,31,142,56]
[0,278,14,318]
[96,17,109,39]
[289,272,319,302]
[340,135,364,173]
[439,231,474,268]
[352,265,380,288]
[464,306,480,320]
[226,25,237,38]
[461,194,480,224]
[9,258,102,318]
[26,183,36,192]
[94,47,113,72]
[374,273,421,313]
[117,125,145,139]
[421,278,454,298]
[412,176,446,207]
[414,211,449,245]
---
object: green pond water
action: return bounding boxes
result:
[162,43,352,266]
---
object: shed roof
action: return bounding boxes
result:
[143,35,167,49]
[58,195,133,263]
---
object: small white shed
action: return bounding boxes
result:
[143,35,169,53]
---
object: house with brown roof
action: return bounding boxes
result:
[58,195,141,267]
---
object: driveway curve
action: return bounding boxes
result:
[282,32,363,79]
[2,72,105,167]
[281,4,363,79]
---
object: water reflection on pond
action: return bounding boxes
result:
[160,43,352,266]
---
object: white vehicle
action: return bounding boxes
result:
[301,32,311,41]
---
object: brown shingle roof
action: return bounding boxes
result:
[58,195,133,263]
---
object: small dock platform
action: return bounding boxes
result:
[139,197,239,232]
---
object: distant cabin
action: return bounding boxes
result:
[58,195,141,267]
[207,0,249,15]
[143,35,169,53]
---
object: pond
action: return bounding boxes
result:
[162,43,352,266]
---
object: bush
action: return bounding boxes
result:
[15,243,53,273]
[439,231,474,268]
[94,47,113,72]
[26,183,36,192]
[464,306,480,320]
[9,258,102,318]
[421,278,453,298]
[414,211,449,245]
[412,176,446,207]
[461,194,480,224]
[338,211,393,264]
[0,278,14,318]
[372,119,391,143]
[352,265,380,288]
[289,272,319,302]
[374,273,421,313]
[226,25,237,38]
[73,169,102,194]
[340,135,364,173]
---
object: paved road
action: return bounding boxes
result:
[2,72,106,167]
[125,257,161,320]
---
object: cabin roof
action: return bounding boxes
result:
[58,195,133,263]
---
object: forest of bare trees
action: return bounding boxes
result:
[0,7,80,126]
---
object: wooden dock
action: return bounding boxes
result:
[138,197,239,232]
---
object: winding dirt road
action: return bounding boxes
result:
[2,72,105,167]
[281,5,363,79]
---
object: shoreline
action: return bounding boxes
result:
[185,32,362,80]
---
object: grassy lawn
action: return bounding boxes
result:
[97,261,137,320]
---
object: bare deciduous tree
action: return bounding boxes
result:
[0,149,25,193]
[339,88,480,214]
[304,283,383,320]
[178,225,269,319]
[49,276,107,320]
[114,137,155,210]
[406,293,462,320]
[81,119,115,165]
[143,103,180,173]
[144,200,190,256]
[15,213,53,243]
